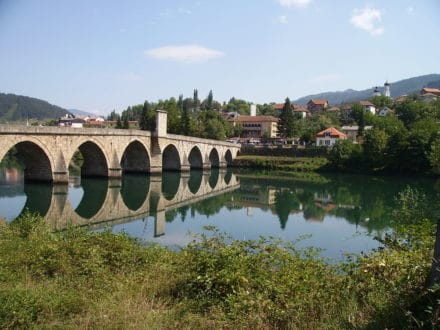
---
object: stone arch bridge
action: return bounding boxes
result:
[0,111,240,183]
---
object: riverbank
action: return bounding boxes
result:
[1,212,438,329]
[233,155,329,172]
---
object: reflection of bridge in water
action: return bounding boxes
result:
[23,170,239,237]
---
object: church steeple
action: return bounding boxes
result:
[384,81,391,98]
[373,86,381,97]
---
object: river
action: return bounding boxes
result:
[0,168,438,261]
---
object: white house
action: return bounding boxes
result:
[316,127,347,147]
[359,101,376,115]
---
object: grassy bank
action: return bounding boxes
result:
[234,155,329,172]
[1,213,439,329]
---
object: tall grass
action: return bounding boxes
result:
[0,212,438,329]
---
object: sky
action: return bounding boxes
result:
[0,0,439,115]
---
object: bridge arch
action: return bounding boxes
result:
[208,168,220,189]
[120,174,150,211]
[162,144,181,171]
[1,139,54,182]
[69,139,109,177]
[121,140,150,173]
[209,148,220,168]
[225,149,233,167]
[188,146,203,169]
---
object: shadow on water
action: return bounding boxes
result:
[75,178,108,219]
[188,170,203,194]
[21,183,53,218]
[120,174,150,211]
[208,168,219,189]
[162,172,181,201]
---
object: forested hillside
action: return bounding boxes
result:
[0,93,70,122]
[293,74,440,105]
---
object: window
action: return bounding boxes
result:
[325,140,330,146]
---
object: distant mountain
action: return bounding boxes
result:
[293,74,440,106]
[68,108,97,117]
[0,93,70,122]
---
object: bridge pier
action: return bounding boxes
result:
[53,171,69,184]
[202,163,212,170]
[108,168,122,178]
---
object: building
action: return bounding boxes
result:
[293,105,310,118]
[378,107,393,116]
[228,115,278,138]
[384,81,391,98]
[316,127,347,147]
[359,101,376,114]
[420,93,438,103]
[341,125,373,141]
[421,87,440,96]
[307,99,329,112]
[58,114,85,128]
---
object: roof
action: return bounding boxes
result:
[421,93,438,98]
[308,99,328,105]
[421,87,440,94]
[229,115,279,123]
[326,106,340,111]
[293,105,309,112]
[359,100,374,106]
[341,125,373,131]
[316,127,347,139]
[272,103,285,110]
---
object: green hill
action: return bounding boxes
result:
[0,93,70,122]
[293,73,440,105]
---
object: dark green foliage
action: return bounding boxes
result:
[139,101,156,131]
[278,98,295,137]
[0,93,70,122]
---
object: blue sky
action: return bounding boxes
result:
[0,0,439,114]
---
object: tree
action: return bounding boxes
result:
[363,128,389,170]
[429,137,440,174]
[193,89,200,110]
[122,115,129,129]
[139,101,155,131]
[328,139,356,169]
[278,98,295,138]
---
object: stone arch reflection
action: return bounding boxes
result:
[74,178,108,219]
[188,170,203,194]
[120,174,150,211]
[224,169,232,185]
[162,172,181,201]
[162,144,181,171]
[208,168,220,189]
[121,140,150,173]
[20,183,53,218]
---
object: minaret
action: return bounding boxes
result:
[373,86,381,97]
[384,81,391,98]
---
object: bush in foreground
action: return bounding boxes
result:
[0,212,438,328]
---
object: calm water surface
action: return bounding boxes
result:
[0,168,438,261]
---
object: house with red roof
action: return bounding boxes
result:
[307,99,329,112]
[316,127,347,147]
[421,87,440,96]
[359,100,376,114]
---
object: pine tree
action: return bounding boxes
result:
[140,101,148,130]
[122,115,129,129]
[207,90,213,110]
[279,97,295,137]
[182,99,191,135]
[193,89,200,110]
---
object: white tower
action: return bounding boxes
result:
[384,81,391,98]
[250,104,257,117]
[373,86,381,97]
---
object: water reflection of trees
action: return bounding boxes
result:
[163,173,439,233]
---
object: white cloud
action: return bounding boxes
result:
[350,6,384,36]
[144,45,224,63]
[277,15,288,24]
[307,73,342,83]
[277,0,311,8]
